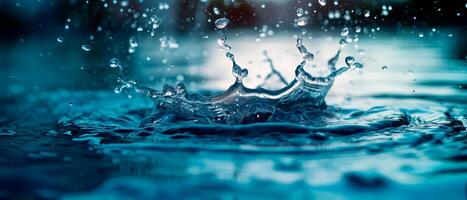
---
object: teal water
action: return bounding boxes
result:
[1,35,466,199]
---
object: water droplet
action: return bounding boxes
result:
[150,15,161,29]
[339,39,348,48]
[81,44,91,52]
[341,27,349,37]
[354,62,364,69]
[109,58,121,68]
[57,37,64,43]
[296,8,304,17]
[345,56,355,67]
[213,7,220,15]
[382,66,388,70]
[355,26,361,33]
[215,17,229,29]
[128,37,138,53]
[382,10,389,16]
[129,37,138,48]
[296,17,308,26]
[364,10,371,17]
[318,0,326,6]
[158,2,169,10]
[217,35,232,51]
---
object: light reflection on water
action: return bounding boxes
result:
[0,32,466,199]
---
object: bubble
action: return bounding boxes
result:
[215,17,229,29]
[341,27,349,37]
[296,17,308,26]
[81,44,91,52]
[382,66,388,70]
[364,10,370,17]
[57,37,64,43]
[318,0,326,6]
[109,58,121,68]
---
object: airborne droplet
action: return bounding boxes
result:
[341,27,349,37]
[296,17,309,26]
[318,0,326,6]
[81,44,91,52]
[109,58,121,68]
[214,17,229,29]
[296,8,304,17]
[364,10,371,17]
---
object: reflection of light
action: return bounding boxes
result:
[197,33,464,101]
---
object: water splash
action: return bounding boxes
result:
[111,38,362,125]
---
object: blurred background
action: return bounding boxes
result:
[0,0,465,97]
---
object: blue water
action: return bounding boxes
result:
[1,35,466,199]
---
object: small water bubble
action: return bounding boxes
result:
[355,26,361,33]
[382,10,389,16]
[150,15,161,29]
[418,33,424,38]
[318,0,326,6]
[158,2,169,10]
[296,17,309,26]
[213,7,220,15]
[129,37,138,48]
[109,58,121,68]
[339,39,348,47]
[364,10,370,17]
[57,36,64,43]
[382,66,388,70]
[296,8,304,17]
[81,44,91,52]
[341,27,349,37]
[68,102,73,107]
[215,17,229,29]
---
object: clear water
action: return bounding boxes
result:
[1,1,466,199]
[1,36,466,199]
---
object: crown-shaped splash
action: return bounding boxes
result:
[112,38,363,124]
